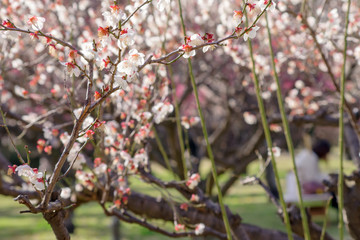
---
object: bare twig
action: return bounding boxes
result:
[0,25,87,60]
[121,0,152,26]
[59,140,89,180]
[17,107,64,139]
[0,106,26,164]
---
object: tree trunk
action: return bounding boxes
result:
[126,191,301,240]
[43,209,70,240]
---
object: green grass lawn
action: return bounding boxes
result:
[0,149,355,239]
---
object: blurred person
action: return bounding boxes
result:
[295,139,331,194]
[284,139,334,205]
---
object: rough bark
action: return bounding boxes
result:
[344,178,360,240]
[126,192,301,240]
[243,223,302,240]
[325,172,360,240]
[249,176,335,240]
[127,192,240,233]
[43,209,70,240]
[286,205,334,240]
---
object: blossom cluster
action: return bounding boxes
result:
[1,0,358,238]
[8,164,46,191]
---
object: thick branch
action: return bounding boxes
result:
[253,177,335,240]
[43,209,70,240]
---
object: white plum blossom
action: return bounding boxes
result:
[195,223,205,235]
[133,150,148,168]
[14,85,29,98]
[128,49,145,66]
[120,151,140,171]
[277,1,286,11]
[60,187,71,199]
[181,121,191,130]
[188,34,204,47]
[118,59,136,75]
[308,102,319,112]
[27,16,46,30]
[120,151,132,163]
[258,0,276,12]
[16,164,34,178]
[118,28,135,49]
[269,146,281,157]
[190,194,199,202]
[181,44,196,58]
[12,59,23,68]
[328,9,339,21]
[186,173,200,190]
[104,121,120,136]
[104,136,115,147]
[243,112,257,125]
[102,6,126,28]
[285,96,301,109]
[181,116,200,129]
[270,124,282,132]
[233,11,245,25]
[75,170,88,182]
[74,154,87,169]
[43,121,54,140]
[77,133,88,143]
[132,111,152,122]
[82,116,94,129]
[157,0,170,11]
[22,113,38,123]
[75,170,95,190]
[295,80,305,89]
[75,183,84,192]
[134,124,151,144]
[114,74,130,91]
[32,172,46,191]
[0,30,20,40]
[243,26,260,41]
[151,102,174,124]
[73,107,83,119]
[15,165,46,190]
[67,143,86,169]
[202,44,216,53]
[307,16,316,28]
[62,62,81,77]
[354,46,360,62]
[81,42,98,60]
[60,132,70,145]
[102,12,117,28]
[94,163,107,175]
[288,89,299,98]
